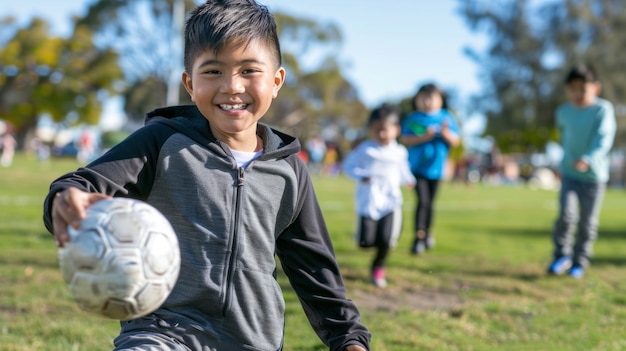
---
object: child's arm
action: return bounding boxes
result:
[50,187,110,247]
[341,144,371,182]
[400,150,416,189]
[579,102,616,170]
[440,119,460,147]
[43,123,172,239]
[276,167,371,350]
[399,128,435,147]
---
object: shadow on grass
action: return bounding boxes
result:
[454,225,626,241]
[451,225,549,238]
[590,256,626,266]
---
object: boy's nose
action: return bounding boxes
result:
[221,74,245,94]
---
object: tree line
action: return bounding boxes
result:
[1,0,624,154]
[459,0,626,152]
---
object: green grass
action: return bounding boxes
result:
[2,153,626,350]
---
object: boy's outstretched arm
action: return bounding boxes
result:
[276,163,371,351]
[50,187,110,247]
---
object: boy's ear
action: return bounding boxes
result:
[182,71,194,101]
[272,67,286,98]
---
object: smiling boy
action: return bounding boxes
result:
[43,1,370,350]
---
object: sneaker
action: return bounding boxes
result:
[371,267,387,288]
[568,265,584,279]
[547,257,572,275]
[425,233,435,250]
[411,238,426,255]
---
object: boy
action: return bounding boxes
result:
[43,1,370,350]
[547,63,616,279]
[342,104,415,288]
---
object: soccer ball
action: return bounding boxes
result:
[58,198,180,321]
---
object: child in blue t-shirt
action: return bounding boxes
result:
[400,83,460,255]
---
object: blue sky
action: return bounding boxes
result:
[5,0,488,132]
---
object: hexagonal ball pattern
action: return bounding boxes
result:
[58,198,180,320]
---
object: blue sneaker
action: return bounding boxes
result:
[568,265,584,279]
[547,257,572,275]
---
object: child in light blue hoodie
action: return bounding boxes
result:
[547,63,616,279]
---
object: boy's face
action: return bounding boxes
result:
[369,119,400,146]
[566,79,600,107]
[182,38,285,143]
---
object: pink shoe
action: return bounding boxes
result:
[371,267,387,288]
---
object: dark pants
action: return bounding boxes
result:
[414,176,440,233]
[552,176,606,268]
[356,208,402,269]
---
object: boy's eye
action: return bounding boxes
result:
[242,68,260,74]
[202,69,220,75]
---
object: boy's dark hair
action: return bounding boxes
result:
[564,63,598,84]
[368,103,400,127]
[184,0,282,73]
[412,83,448,110]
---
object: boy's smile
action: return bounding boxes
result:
[182,39,285,151]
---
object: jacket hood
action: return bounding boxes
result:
[144,105,301,160]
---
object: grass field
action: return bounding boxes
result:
[1,153,626,351]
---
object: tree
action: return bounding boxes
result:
[268,12,368,143]
[458,0,626,153]
[0,17,122,144]
[79,1,368,146]
[76,0,197,121]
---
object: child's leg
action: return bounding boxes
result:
[372,208,402,268]
[424,178,440,233]
[114,330,191,351]
[114,317,193,351]
[356,215,377,248]
[412,178,439,254]
[370,210,402,287]
[572,181,606,268]
[414,177,431,235]
[552,177,579,260]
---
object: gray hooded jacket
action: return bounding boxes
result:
[43,105,370,351]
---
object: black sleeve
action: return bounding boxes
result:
[276,156,371,351]
[42,123,177,234]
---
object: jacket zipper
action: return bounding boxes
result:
[222,167,245,316]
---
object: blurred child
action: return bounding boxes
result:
[42,1,370,350]
[400,83,460,255]
[343,104,415,288]
[547,63,616,279]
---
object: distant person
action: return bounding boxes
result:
[42,1,370,350]
[322,142,340,177]
[1,132,17,167]
[306,134,326,175]
[547,63,616,279]
[343,103,415,288]
[400,83,460,255]
[77,128,96,163]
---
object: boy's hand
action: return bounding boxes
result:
[51,187,110,247]
[574,159,589,172]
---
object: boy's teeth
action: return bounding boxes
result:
[220,104,246,110]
